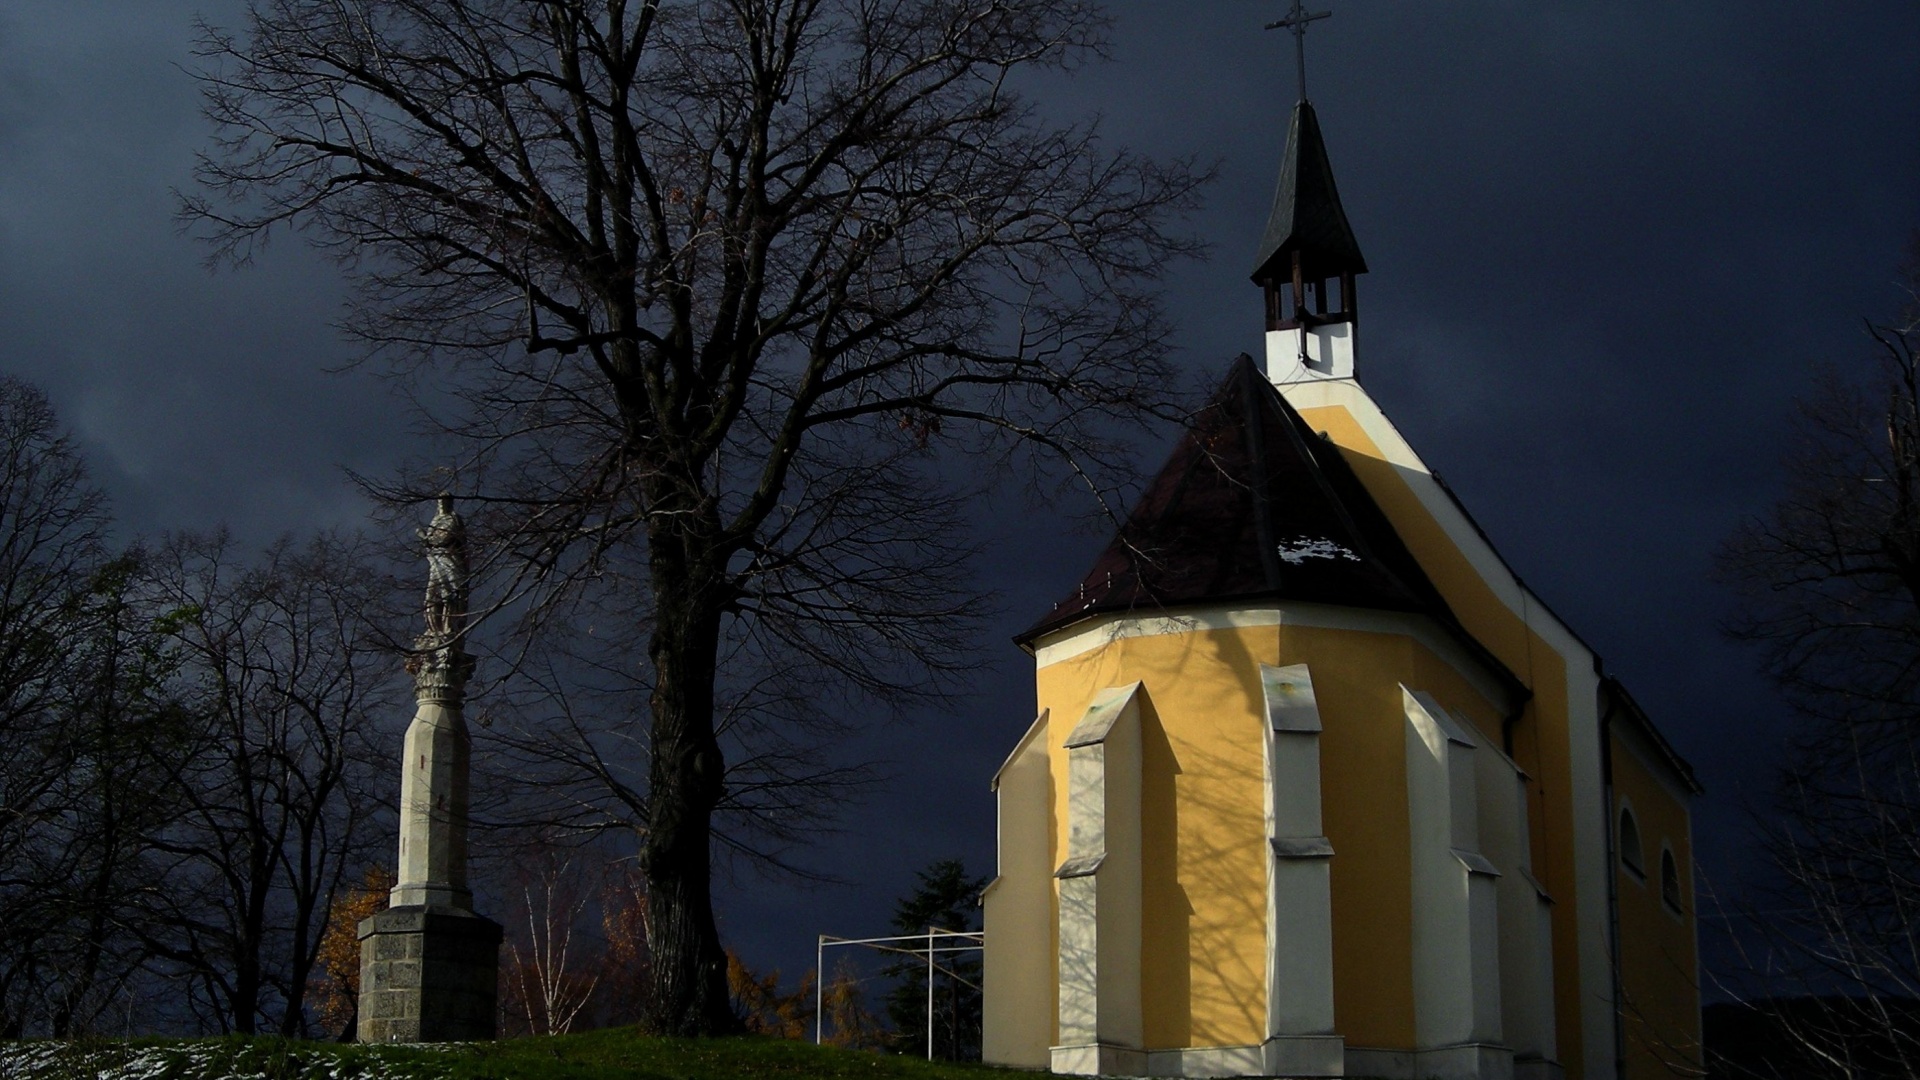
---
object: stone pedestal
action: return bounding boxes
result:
[357,904,502,1043]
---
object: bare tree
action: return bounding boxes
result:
[0,380,431,1040]
[186,0,1204,1033]
[30,554,194,1037]
[135,531,403,1036]
[1718,243,1920,1078]
[500,849,602,1036]
[468,577,881,881]
[0,377,142,1037]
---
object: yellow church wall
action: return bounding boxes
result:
[1296,401,1596,1079]
[1035,613,1510,1058]
[1308,625,1508,1052]
[1040,623,1271,1053]
[1303,632,1417,1052]
[1610,734,1701,1079]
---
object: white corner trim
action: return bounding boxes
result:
[1057,682,1144,1053]
[1274,379,1535,620]
[1266,662,1338,1052]
[1404,684,1505,1050]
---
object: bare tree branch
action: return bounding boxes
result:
[186,0,1208,1033]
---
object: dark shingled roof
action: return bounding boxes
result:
[1251,100,1369,285]
[1019,358,1525,703]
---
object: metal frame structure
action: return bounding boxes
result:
[813,929,986,1061]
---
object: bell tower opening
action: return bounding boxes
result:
[1261,262,1358,334]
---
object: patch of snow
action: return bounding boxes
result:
[1276,537,1361,565]
[0,1040,449,1080]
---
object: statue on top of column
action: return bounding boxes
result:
[409,494,473,695]
[421,493,467,641]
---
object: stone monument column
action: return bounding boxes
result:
[358,495,501,1042]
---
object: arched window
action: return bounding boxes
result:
[1618,806,1644,877]
[1661,849,1683,912]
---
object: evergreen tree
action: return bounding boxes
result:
[884,860,988,1060]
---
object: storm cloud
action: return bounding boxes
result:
[0,0,1916,983]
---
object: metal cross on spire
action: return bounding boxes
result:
[1266,0,1333,103]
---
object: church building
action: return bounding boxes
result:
[978,91,1702,1080]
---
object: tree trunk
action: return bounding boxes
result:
[641,552,736,1035]
[231,834,274,1035]
[52,758,114,1037]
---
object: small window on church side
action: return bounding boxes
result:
[1618,806,1644,878]
[1661,848,1683,913]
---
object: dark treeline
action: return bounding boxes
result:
[1713,244,1920,1078]
[0,375,408,1037]
[0,373,958,1047]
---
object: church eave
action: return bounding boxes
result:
[1015,593,1530,714]
[1601,675,1704,797]
[1014,586,1428,651]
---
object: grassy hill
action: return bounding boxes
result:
[0,1029,1011,1080]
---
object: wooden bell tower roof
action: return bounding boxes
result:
[1251,100,1369,286]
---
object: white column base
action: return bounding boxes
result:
[1046,1037,1532,1079]
[1053,1042,1148,1077]
[1511,1056,1564,1080]
[1145,1044,1260,1077]
[1262,1035,1345,1077]
[1345,1042,1514,1080]
[1053,1039,1346,1078]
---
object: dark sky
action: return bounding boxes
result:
[3,2,1918,994]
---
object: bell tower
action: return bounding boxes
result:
[1252,2,1368,384]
